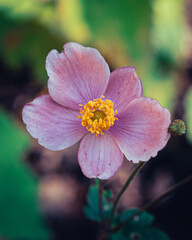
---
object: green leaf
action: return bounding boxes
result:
[141,228,170,240]
[112,209,169,240]
[128,227,170,240]
[110,231,129,240]
[0,110,50,239]
[120,209,154,227]
[111,227,170,240]
[104,189,113,199]
[83,183,112,222]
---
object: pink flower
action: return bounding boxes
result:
[22,42,171,179]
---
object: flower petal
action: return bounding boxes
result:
[104,66,143,113]
[110,97,171,163]
[78,132,123,179]
[46,42,110,109]
[22,95,87,150]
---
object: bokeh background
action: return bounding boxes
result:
[1,0,192,239]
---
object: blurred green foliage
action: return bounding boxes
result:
[0,110,50,239]
[0,0,190,238]
[0,0,186,109]
[185,87,192,144]
[82,0,151,60]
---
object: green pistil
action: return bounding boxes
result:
[91,110,106,122]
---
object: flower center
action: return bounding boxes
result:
[92,110,106,121]
[78,96,118,136]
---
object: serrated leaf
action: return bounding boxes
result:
[120,209,154,227]
[115,227,170,240]
[83,184,112,222]
[116,209,170,239]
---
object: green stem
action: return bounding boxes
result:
[111,174,192,232]
[109,161,146,226]
[99,179,104,222]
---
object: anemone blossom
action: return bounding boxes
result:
[22,42,171,179]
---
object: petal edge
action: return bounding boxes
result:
[22,95,86,150]
[46,42,110,109]
[104,66,143,113]
[78,132,124,179]
[111,97,171,163]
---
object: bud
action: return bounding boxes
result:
[168,119,186,136]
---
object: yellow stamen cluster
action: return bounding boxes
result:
[78,96,118,136]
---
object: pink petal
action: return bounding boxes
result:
[78,132,123,179]
[104,66,143,114]
[46,42,110,109]
[22,95,87,151]
[110,97,171,163]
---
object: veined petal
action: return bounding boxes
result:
[22,95,86,150]
[46,42,110,110]
[78,132,123,179]
[111,97,171,163]
[104,66,143,114]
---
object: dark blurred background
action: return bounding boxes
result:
[0,0,192,239]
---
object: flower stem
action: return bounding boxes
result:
[109,161,146,226]
[111,174,192,232]
[99,179,104,222]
